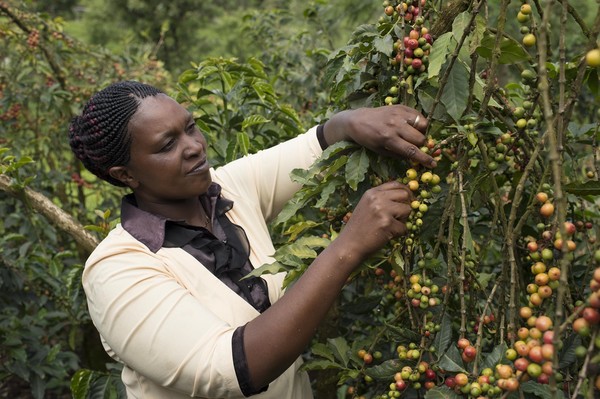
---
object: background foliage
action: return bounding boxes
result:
[1,0,600,398]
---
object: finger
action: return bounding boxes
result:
[389,201,412,221]
[409,112,428,133]
[389,217,408,237]
[374,180,413,201]
[384,139,437,168]
[397,119,428,147]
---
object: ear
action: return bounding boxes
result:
[108,166,139,189]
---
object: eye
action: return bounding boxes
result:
[186,120,197,134]
[159,138,175,152]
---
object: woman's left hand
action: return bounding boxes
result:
[323,105,436,168]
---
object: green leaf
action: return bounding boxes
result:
[438,345,466,373]
[195,65,220,82]
[565,181,600,196]
[311,342,335,362]
[15,156,34,168]
[70,369,92,399]
[441,62,469,122]
[476,34,531,64]
[467,131,478,147]
[481,343,507,370]
[383,323,422,343]
[366,359,402,379]
[236,132,250,156]
[178,69,198,84]
[241,115,270,130]
[242,261,288,279]
[433,313,453,354]
[476,272,494,290]
[458,207,475,255]
[428,32,455,79]
[284,222,321,241]
[31,373,46,399]
[87,372,121,399]
[300,358,343,371]
[84,225,105,233]
[425,386,462,399]
[520,381,562,399]
[337,369,361,385]
[558,333,581,369]
[345,148,369,190]
[322,155,349,181]
[469,15,487,54]
[295,235,330,248]
[275,236,329,259]
[451,11,472,43]
[272,193,312,225]
[328,337,351,367]
[315,179,341,208]
[374,34,393,56]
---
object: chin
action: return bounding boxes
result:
[195,175,212,194]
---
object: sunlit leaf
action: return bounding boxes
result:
[328,337,351,367]
[425,386,462,399]
[476,34,531,64]
[345,148,369,190]
[565,181,600,196]
[441,61,469,122]
[428,32,455,79]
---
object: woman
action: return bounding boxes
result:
[69,80,434,398]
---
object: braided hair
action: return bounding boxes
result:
[68,81,164,187]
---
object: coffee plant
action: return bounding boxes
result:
[246,0,600,398]
[2,0,600,398]
[0,1,169,397]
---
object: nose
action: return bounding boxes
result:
[182,133,204,159]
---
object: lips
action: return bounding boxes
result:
[187,157,209,175]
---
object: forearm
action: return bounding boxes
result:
[243,236,363,389]
[322,110,354,146]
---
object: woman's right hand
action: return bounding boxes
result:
[336,180,413,262]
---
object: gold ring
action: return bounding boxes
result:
[413,115,421,126]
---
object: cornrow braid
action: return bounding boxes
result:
[68,81,163,187]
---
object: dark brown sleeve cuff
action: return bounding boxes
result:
[232,324,268,397]
[316,124,329,150]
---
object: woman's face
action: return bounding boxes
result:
[120,94,212,204]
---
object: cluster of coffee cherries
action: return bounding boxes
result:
[524,227,563,309]
[379,0,433,105]
[0,103,21,121]
[26,28,40,49]
[574,263,600,336]
[390,23,433,79]
[453,125,523,174]
[516,2,536,48]
[506,312,561,385]
[406,273,441,309]
[488,131,522,173]
[374,267,404,304]
[457,338,477,363]
[398,158,441,251]
[380,360,437,397]
[357,348,381,366]
[383,0,425,23]
[573,262,600,392]
[444,365,520,397]
[473,312,496,334]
